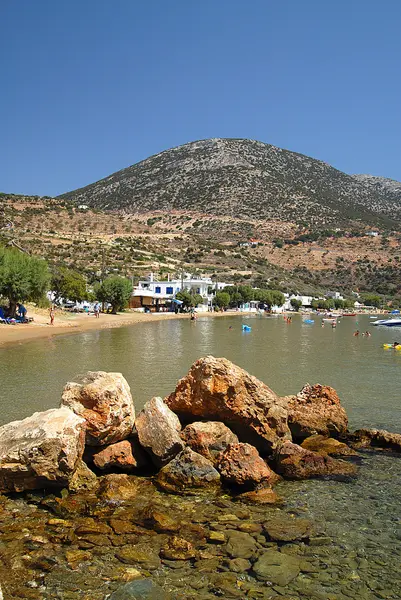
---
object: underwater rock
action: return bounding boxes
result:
[216,442,279,489]
[235,487,283,505]
[68,459,98,493]
[263,515,313,541]
[274,440,357,480]
[108,579,171,599]
[165,356,291,454]
[253,549,302,585]
[135,397,184,467]
[98,473,156,503]
[181,421,239,464]
[285,383,348,440]
[301,434,357,456]
[160,535,196,560]
[0,407,85,493]
[61,371,135,446]
[156,447,220,494]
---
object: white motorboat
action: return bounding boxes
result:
[372,318,401,327]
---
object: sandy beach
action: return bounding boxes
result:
[0,306,238,347]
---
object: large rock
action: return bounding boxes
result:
[0,408,85,492]
[61,371,135,446]
[216,443,279,489]
[165,356,291,454]
[285,383,348,441]
[347,429,401,453]
[263,515,313,542]
[274,441,357,480]
[181,421,239,464]
[253,550,301,585]
[93,440,148,471]
[156,447,220,494]
[135,397,184,467]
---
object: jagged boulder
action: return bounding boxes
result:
[135,397,184,467]
[0,407,85,492]
[61,371,135,446]
[165,356,291,454]
[216,443,279,489]
[285,383,348,441]
[347,428,401,452]
[156,447,220,494]
[274,441,357,480]
[181,421,239,464]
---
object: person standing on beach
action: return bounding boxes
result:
[94,303,100,318]
[49,305,55,326]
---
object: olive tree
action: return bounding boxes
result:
[0,247,50,316]
[94,276,133,313]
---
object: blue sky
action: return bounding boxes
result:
[1,0,400,196]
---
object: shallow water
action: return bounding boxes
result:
[0,313,400,430]
[0,313,400,599]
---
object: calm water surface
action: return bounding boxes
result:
[1,313,400,430]
[1,313,401,598]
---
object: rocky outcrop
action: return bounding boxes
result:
[181,421,239,464]
[347,428,401,452]
[216,443,279,489]
[165,356,291,454]
[156,447,220,494]
[61,371,135,446]
[92,440,148,471]
[274,441,357,480]
[0,407,85,492]
[285,384,348,441]
[301,434,357,457]
[135,397,184,467]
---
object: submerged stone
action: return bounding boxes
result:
[108,579,171,599]
[252,549,301,585]
[156,447,220,494]
[301,434,357,456]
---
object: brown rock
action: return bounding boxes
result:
[348,428,401,452]
[0,407,86,493]
[263,515,313,541]
[165,356,291,454]
[135,397,184,467]
[156,447,220,495]
[160,536,196,560]
[93,440,145,471]
[181,421,239,464]
[274,440,357,480]
[61,371,135,446]
[97,473,156,503]
[216,443,279,489]
[138,507,181,532]
[68,460,98,493]
[285,383,348,441]
[235,487,283,505]
[301,434,357,456]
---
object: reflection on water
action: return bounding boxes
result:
[0,314,400,430]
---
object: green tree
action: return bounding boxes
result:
[334,298,345,309]
[238,285,254,304]
[0,247,50,316]
[51,267,87,303]
[363,294,382,308]
[175,290,203,308]
[214,291,230,308]
[290,298,302,311]
[94,276,132,313]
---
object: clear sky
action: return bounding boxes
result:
[1,0,400,196]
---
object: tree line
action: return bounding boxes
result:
[0,248,133,316]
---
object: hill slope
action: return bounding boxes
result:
[59,138,401,228]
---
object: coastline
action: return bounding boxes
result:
[0,307,239,348]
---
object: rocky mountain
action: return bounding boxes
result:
[60,138,401,228]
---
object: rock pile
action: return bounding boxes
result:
[0,355,397,496]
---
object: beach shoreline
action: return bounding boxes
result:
[0,307,241,348]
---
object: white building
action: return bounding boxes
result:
[131,273,219,311]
